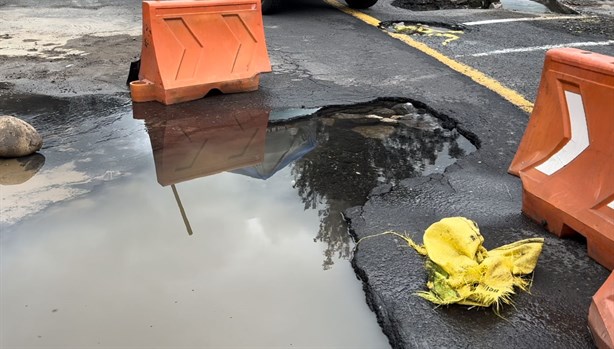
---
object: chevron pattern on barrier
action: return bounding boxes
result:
[130,0,271,105]
[534,90,589,176]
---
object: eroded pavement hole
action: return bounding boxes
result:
[295,98,478,197]
[273,98,479,267]
[391,0,575,13]
[134,97,477,268]
[392,0,499,11]
[3,95,477,271]
[2,95,478,346]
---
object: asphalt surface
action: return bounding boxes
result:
[1,0,612,347]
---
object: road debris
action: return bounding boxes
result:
[359,217,544,311]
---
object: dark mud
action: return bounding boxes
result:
[0,34,139,97]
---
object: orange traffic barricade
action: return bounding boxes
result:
[130,0,272,105]
[509,48,614,271]
[589,271,614,349]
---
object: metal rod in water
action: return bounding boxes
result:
[171,184,193,236]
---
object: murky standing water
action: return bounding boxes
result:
[500,0,550,13]
[1,94,474,348]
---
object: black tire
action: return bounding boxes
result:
[344,0,378,8]
[262,0,283,14]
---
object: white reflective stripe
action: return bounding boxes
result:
[535,91,590,175]
[608,200,614,210]
[462,40,614,57]
[463,15,593,26]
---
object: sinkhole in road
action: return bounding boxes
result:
[500,0,575,13]
[391,0,572,13]
[1,94,476,347]
[132,97,478,269]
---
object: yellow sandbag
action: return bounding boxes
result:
[409,217,543,310]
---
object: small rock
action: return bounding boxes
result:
[489,1,503,9]
[365,114,383,120]
[380,118,399,124]
[330,113,381,125]
[0,115,43,158]
[331,112,365,120]
[369,107,397,117]
[391,102,417,115]
[321,118,335,127]
[351,125,396,140]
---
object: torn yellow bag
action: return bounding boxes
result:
[406,217,544,310]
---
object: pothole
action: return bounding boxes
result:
[274,98,478,268]
[391,0,575,13]
[135,97,478,269]
[500,0,551,12]
[501,0,577,13]
[292,98,478,208]
[392,0,499,11]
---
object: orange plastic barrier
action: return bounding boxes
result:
[589,271,614,349]
[133,100,268,185]
[508,48,614,270]
[130,0,272,105]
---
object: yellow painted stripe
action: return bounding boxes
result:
[323,0,534,113]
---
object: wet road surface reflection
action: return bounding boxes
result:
[1,94,474,347]
[500,0,574,13]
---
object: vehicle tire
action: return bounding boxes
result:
[344,0,378,8]
[262,0,282,14]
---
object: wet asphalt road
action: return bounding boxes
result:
[1,0,613,347]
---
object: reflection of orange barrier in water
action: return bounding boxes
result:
[508,48,614,271]
[130,0,271,105]
[589,271,614,349]
[132,100,269,186]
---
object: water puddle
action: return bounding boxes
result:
[501,0,575,13]
[1,94,475,347]
[0,93,148,228]
[500,0,549,13]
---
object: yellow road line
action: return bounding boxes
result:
[323,0,534,113]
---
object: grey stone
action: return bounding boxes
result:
[391,102,417,115]
[351,125,396,140]
[370,107,397,117]
[330,112,366,120]
[380,118,399,124]
[490,1,503,9]
[0,115,43,158]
